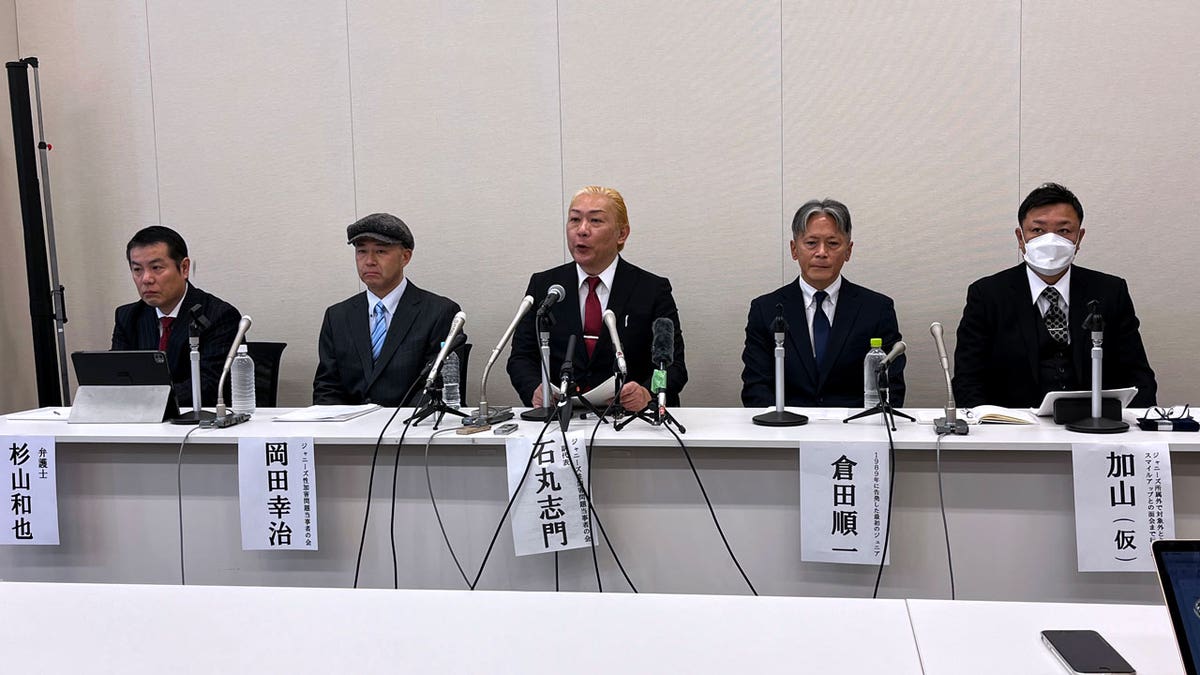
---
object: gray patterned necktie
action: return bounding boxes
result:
[1041,287,1068,344]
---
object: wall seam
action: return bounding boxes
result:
[143,0,163,224]
[344,0,359,223]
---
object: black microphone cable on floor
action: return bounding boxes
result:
[661,423,758,596]
[352,375,428,589]
[934,431,956,599]
[175,424,206,585]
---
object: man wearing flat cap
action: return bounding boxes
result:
[313,213,462,407]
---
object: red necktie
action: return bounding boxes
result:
[159,316,175,351]
[583,276,602,358]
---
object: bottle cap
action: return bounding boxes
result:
[870,338,882,348]
[237,344,249,354]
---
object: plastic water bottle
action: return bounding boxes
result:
[231,344,256,415]
[442,348,461,409]
[863,338,885,408]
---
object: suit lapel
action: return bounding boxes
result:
[780,281,819,386]
[368,284,422,389]
[820,281,861,386]
[139,307,159,351]
[346,293,374,384]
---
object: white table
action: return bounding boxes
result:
[0,581,923,674]
[907,598,1185,674]
[2,407,1197,602]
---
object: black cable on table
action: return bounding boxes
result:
[175,424,204,586]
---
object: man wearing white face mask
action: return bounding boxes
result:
[952,183,1157,408]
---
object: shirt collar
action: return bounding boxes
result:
[797,275,843,308]
[155,285,189,320]
[366,277,408,316]
[577,256,619,291]
[1025,265,1071,308]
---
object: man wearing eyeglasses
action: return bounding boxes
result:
[952,183,1157,408]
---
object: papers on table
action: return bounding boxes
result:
[272,405,380,422]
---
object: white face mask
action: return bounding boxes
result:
[1022,233,1077,276]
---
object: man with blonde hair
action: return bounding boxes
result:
[508,186,687,411]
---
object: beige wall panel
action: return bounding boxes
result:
[0,0,37,413]
[1021,1,1200,407]
[559,1,783,406]
[348,1,563,407]
[146,1,357,405]
[10,1,160,403]
[783,0,1020,407]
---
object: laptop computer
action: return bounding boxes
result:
[1152,539,1200,675]
[70,350,181,421]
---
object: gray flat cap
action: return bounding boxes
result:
[347,213,414,249]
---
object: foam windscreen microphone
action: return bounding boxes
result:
[651,317,675,368]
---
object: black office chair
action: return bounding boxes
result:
[245,341,287,408]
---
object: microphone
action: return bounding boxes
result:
[470,295,533,424]
[651,318,674,416]
[602,309,628,377]
[771,303,788,349]
[930,323,967,435]
[875,340,906,372]
[537,284,566,316]
[426,311,467,387]
[558,334,576,431]
[419,333,467,383]
[214,315,253,420]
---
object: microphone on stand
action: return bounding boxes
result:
[557,334,576,433]
[753,303,807,427]
[464,296,532,427]
[650,318,674,422]
[929,323,967,435]
[425,311,467,388]
[602,309,627,378]
[875,340,907,372]
[537,284,566,316]
[208,315,252,428]
[171,304,215,425]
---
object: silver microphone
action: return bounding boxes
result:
[426,311,467,387]
[602,309,628,377]
[875,340,906,372]
[930,322,967,435]
[473,296,534,422]
[537,284,566,315]
[215,315,252,417]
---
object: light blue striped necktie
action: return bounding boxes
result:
[370,301,388,362]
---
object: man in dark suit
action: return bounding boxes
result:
[112,226,241,407]
[313,213,461,407]
[507,186,687,411]
[953,183,1157,408]
[741,199,904,408]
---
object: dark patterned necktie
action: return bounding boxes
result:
[812,290,830,365]
[1041,287,1068,344]
[158,316,175,351]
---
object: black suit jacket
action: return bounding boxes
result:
[111,283,241,408]
[952,264,1157,408]
[741,278,905,408]
[507,258,688,407]
[313,281,461,407]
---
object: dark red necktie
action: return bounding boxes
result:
[583,276,602,358]
[159,316,175,351]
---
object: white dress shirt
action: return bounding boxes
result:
[797,275,843,356]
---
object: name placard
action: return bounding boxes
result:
[800,441,889,566]
[1072,442,1173,572]
[237,437,318,550]
[1,436,58,545]
[506,432,592,557]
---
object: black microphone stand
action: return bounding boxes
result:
[613,365,686,434]
[843,368,915,430]
[408,372,468,430]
